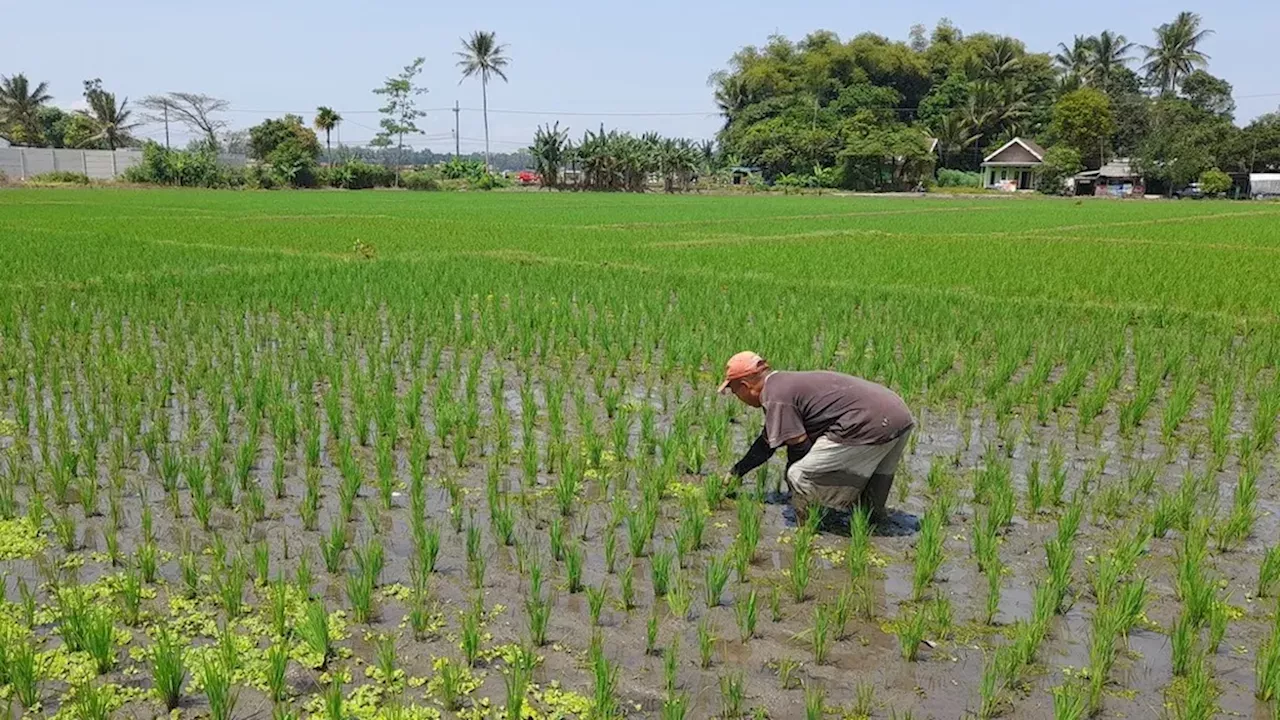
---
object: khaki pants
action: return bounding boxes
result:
[785,430,912,514]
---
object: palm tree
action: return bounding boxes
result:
[314,106,342,162]
[0,73,53,145]
[1088,31,1134,93]
[931,113,980,169]
[456,30,510,171]
[1054,36,1093,85]
[1141,12,1212,95]
[79,80,140,150]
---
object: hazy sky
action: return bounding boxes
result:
[4,0,1277,152]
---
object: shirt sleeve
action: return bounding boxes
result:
[763,400,806,449]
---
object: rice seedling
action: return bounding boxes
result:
[1052,681,1087,720]
[1177,650,1220,720]
[590,640,620,719]
[1256,632,1280,702]
[977,652,1005,719]
[524,589,551,647]
[984,559,1003,625]
[912,507,945,601]
[265,641,289,703]
[10,639,42,709]
[668,571,693,620]
[587,582,608,625]
[811,604,832,664]
[646,609,659,655]
[548,516,566,562]
[1207,596,1229,654]
[1216,465,1257,551]
[704,554,730,608]
[297,599,333,668]
[775,657,801,690]
[503,650,533,720]
[346,566,376,623]
[436,658,467,710]
[791,525,815,603]
[720,672,746,719]
[200,657,238,720]
[565,539,584,593]
[651,549,674,597]
[1260,545,1280,598]
[454,594,482,666]
[897,606,928,661]
[1170,612,1196,677]
[736,588,758,642]
[698,616,717,668]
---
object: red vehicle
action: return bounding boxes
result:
[517,170,541,186]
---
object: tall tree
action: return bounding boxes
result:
[456,30,510,171]
[1141,12,1212,95]
[1050,87,1115,167]
[1054,36,1092,86]
[139,93,229,149]
[314,106,341,159]
[372,57,428,185]
[78,79,140,150]
[0,73,53,146]
[1087,31,1134,93]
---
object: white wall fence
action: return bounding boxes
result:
[0,148,247,181]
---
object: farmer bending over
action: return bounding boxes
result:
[720,351,917,535]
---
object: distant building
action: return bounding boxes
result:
[980,138,1046,191]
[729,166,760,185]
[1251,173,1280,199]
[1074,158,1144,198]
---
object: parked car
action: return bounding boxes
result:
[516,170,541,186]
[1173,183,1204,199]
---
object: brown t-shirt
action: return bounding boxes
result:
[760,371,913,448]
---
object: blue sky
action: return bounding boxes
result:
[4,0,1276,152]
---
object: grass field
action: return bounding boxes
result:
[2,187,1280,720]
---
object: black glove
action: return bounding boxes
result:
[785,436,814,469]
[731,430,774,478]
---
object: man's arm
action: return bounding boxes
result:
[730,429,775,478]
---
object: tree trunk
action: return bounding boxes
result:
[482,78,491,172]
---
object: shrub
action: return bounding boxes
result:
[31,171,90,184]
[325,160,396,190]
[441,157,485,180]
[1199,168,1231,196]
[470,172,508,191]
[123,142,242,188]
[266,139,318,188]
[936,169,980,187]
[401,169,440,191]
[1038,146,1083,195]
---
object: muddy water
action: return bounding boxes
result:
[2,359,1278,720]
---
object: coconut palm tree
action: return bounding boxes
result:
[314,106,342,161]
[79,79,140,150]
[1054,36,1093,86]
[1088,31,1134,93]
[1141,12,1212,95]
[0,73,53,145]
[456,30,510,171]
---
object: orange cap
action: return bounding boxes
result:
[718,351,766,393]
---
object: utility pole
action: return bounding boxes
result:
[163,104,170,149]
[453,101,461,159]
